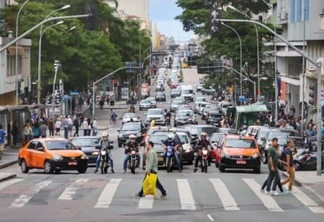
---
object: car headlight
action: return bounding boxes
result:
[52,155,63,161]
[185,147,192,153]
[92,151,99,155]
[221,152,231,158]
[252,153,259,159]
[81,155,89,160]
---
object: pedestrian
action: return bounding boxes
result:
[73,116,80,137]
[55,118,62,136]
[281,139,295,192]
[82,118,89,136]
[48,118,54,137]
[39,121,48,138]
[68,115,73,137]
[92,118,98,136]
[134,141,167,199]
[62,116,69,139]
[265,138,282,196]
[22,121,33,145]
[0,124,7,160]
[11,121,19,146]
[32,119,40,138]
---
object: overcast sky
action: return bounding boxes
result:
[149,0,194,42]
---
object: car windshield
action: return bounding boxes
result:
[258,129,269,138]
[45,141,77,150]
[157,92,164,96]
[149,135,168,144]
[121,124,141,131]
[210,134,224,143]
[141,100,150,104]
[225,138,256,148]
[147,97,155,101]
[178,134,189,143]
[267,130,291,140]
[124,113,136,118]
[277,137,287,146]
[72,138,100,147]
[147,109,163,115]
[182,89,193,94]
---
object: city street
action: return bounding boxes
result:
[0,68,323,222]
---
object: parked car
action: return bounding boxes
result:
[18,138,88,174]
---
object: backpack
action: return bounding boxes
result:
[279,146,288,162]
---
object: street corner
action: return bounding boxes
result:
[0,173,17,182]
[282,171,324,187]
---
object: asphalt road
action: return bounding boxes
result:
[0,68,323,222]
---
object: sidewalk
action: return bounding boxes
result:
[0,148,19,170]
[282,171,324,186]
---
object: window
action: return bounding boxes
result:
[225,138,256,149]
[290,0,296,23]
[296,0,302,22]
[28,141,37,150]
[6,54,22,77]
[45,141,77,150]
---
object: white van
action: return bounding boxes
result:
[181,85,194,102]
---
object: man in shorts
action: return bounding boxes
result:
[0,124,7,160]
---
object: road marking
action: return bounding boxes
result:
[206,214,215,221]
[138,195,154,209]
[305,186,324,202]
[177,179,196,210]
[9,180,52,208]
[94,179,121,208]
[0,179,23,192]
[209,178,239,211]
[243,179,283,212]
[58,178,89,200]
[292,187,324,213]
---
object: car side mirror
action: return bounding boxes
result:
[95,145,101,149]
[77,147,82,150]
[37,147,44,151]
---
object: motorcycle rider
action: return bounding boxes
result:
[94,133,114,173]
[165,109,171,125]
[123,134,141,173]
[162,134,182,172]
[193,132,212,173]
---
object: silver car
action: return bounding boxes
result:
[145,108,166,126]
[122,113,139,124]
[147,97,157,108]
[139,99,151,110]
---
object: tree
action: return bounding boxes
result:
[176,0,274,92]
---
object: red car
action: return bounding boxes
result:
[209,133,225,161]
[171,81,179,88]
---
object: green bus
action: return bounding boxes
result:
[227,104,269,130]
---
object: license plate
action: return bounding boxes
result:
[68,161,77,166]
[236,160,246,164]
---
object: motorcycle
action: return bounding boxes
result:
[128,148,138,174]
[98,144,114,174]
[166,145,175,173]
[166,116,171,126]
[199,148,209,173]
[293,148,317,171]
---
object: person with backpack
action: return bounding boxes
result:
[281,139,295,192]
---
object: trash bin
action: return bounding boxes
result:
[110,100,115,106]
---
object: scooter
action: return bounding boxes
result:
[166,145,175,173]
[128,148,138,174]
[99,148,110,174]
[199,148,209,173]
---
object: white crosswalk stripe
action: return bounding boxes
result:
[291,186,324,214]
[1,177,324,214]
[243,178,283,212]
[94,178,121,208]
[58,178,89,200]
[209,178,239,211]
[9,180,52,208]
[177,179,196,210]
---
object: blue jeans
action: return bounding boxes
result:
[96,152,114,169]
[123,153,140,170]
[163,151,181,171]
[138,171,166,197]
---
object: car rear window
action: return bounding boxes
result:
[72,138,100,147]
[225,138,256,149]
[45,141,77,150]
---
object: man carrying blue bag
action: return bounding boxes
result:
[134,141,167,199]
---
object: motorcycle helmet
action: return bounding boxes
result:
[200,132,207,139]
[167,133,175,141]
[129,134,137,141]
[102,133,108,139]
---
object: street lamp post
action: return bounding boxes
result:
[15,0,30,105]
[52,60,61,118]
[221,22,243,96]
[218,18,323,176]
[227,5,261,100]
[37,4,70,104]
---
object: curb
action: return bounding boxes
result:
[0,173,17,182]
[0,159,19,170]
[281,172,303,187]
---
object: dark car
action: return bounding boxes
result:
[174,110,196,127]
[70,136,102,166]
[180,125,220,139]
[155,92,166,101]
[206,109,222,126]
[117,122,145,147]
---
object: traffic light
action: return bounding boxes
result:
[209,3,221,36]
[309,83,317,106]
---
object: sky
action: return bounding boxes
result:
[149,0,194,42]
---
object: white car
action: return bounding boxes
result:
[147,97,157,108]
[139,99,151,110]
[122,113,139,124]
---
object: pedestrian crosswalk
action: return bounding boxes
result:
[0,177,323,214]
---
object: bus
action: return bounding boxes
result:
[227,104,269,130]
